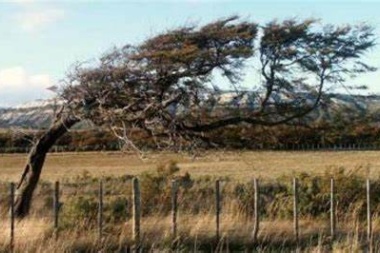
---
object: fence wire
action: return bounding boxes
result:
[1,176,379,251]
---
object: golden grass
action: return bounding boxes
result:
[1,150,380,182]
[0,218,51,249]
[1,150,380,251]
[1,214,378,252]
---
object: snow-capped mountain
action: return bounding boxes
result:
[0,99,61,129]
[13,99,63,110]
[1,94,380,129]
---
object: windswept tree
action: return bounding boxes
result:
[15,16,375,217]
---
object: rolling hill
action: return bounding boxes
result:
[1,93,380,129]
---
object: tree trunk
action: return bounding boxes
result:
[14,116,79,218]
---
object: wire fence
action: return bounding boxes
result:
[0,176,378,252]
[2,142,380,154]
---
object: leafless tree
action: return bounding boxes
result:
[14,16,375,217]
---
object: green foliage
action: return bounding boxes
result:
[140,160,193,215]
[61,195,98,228]
[18,164,380,230]
[230,167,378,220]
[106,196,129,222]
[267,173,330,218]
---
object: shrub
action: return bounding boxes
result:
[61,196,98,227]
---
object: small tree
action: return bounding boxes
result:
[15,16,375,217]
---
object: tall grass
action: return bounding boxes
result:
[0,162,379,252]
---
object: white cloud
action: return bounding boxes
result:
[15,8,65,32]
[29,74,52,87]
[0,67,27,87]
[0,66,52,89]
[0,66,54,106]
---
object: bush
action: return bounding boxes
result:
[140,160,187,215]
[61,196,98,227]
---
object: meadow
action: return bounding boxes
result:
[1,150,380,181]
[1,150,380,252]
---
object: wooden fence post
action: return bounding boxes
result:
[293,178,299,246]
[10,182,15,252]
[171,180,178,239]
[252,178,260,243]
[215,180,221,242]
[53,181,60,240]
[367,179,372,252]
[132,177,141,247]
[98,180,103,243]
[330,178,336,240]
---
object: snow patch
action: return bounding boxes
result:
[14,98,63,109]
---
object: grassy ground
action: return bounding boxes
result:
[1,150,379,182]
[1,215,378,252]
[1,150,380,252]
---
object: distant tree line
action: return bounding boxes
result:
[2,118,380,153]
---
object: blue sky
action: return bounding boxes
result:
[0,0,379,107]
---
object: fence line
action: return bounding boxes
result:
[215,179,221,242]
[256,142,380,152]
[9,183,15,253]
[3,142,380,154]
[171,179,178,240]
[53,181,59,240]
[330,178,336,241]
[98,180,103,243]
[4,177,380,251]
[252,178,259,243]
[132,177,141,249]
[367,179,373,253]
[293,178,299,247]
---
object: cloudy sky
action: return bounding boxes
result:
[0,0,379,107]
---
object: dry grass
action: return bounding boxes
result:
[0,218,51,250]
[1,150,380,182]
[1,150,380,251]
[1,214,379,252]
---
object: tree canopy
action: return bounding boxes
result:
[14,16,376,217]
[59,16,375,151]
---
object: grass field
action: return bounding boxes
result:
[1,150,380,252]
[1,150,379,182]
